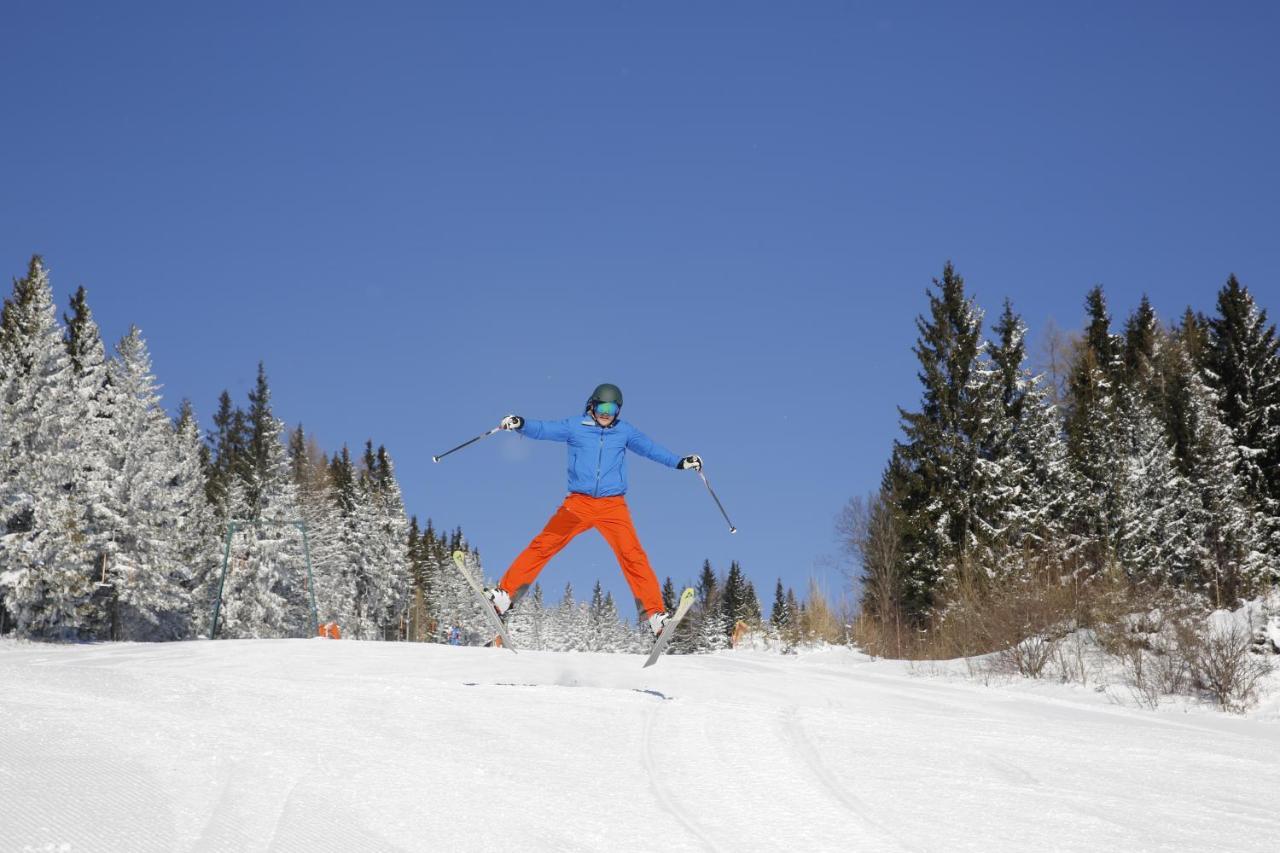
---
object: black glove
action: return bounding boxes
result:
[500,415,524,431]
[678,454,703,471]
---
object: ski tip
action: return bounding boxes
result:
[432,456,440,463]
[730,527,738,534]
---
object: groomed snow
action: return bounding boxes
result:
[2,639,1277,852]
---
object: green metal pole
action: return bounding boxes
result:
[211,521,237,639]
[295,520,320,637]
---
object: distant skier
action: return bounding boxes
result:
[484,383,702,637]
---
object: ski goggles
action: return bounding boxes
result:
[592,401,620,417]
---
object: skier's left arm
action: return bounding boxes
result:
[625,426,687,470]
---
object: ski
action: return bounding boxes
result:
[451,550,517,653]
[642,587,696,668]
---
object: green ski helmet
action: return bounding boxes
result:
[586,383,624,415]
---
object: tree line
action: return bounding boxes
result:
[1,255,786,650]
[851,263,1278,652]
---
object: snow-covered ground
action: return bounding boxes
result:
[2,639,1277,853]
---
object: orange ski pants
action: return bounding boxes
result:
[500,493,665,616]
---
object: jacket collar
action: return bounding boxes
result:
[581,416,620,429]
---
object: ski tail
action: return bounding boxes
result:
[451,550,517,653]
[643,587,696,668]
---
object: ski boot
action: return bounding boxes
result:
[484,587,512,619]
[648,611,670,637]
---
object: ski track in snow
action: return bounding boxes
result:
[642,703,721,853]
[2,639,1279,852]
[780,706,919,853]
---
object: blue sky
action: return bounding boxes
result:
[3,2,1277,615]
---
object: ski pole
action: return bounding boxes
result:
[432,427,501,463]
[698,469,738,534]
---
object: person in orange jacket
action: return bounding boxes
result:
[485,383,701,636]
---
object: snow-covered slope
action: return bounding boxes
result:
[2,639,1277,852]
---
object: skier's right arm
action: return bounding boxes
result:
[504,416,572,442]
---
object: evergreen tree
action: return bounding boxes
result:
[174,400,221,636]
[693,561,728,652]
[741,580,762,628]
[215,367,309,638]
[1171,348,1272,602]
[696,560,718,612]
[205,390,244,518]
[771,579,790,632]
[99,328,195,639]
[1123,295,1163,396]
[988,301,1073,555]
[1204,275,1280,559]
[1064,287,1128,573]
[1114,387,1196,585]
[720,561,759,631]
[585,581,632,652]
[888,263,1018,619]
[60,285,117,636]
[0,257,93,639]
[506,582,547,650]
[550,582,587,651]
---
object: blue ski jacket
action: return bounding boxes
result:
[517,416,681,497]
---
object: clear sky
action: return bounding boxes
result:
[3,2,1277,614]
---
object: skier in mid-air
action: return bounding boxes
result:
[484,383,702,637]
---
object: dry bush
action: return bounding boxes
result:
[917,553,1083,678]
[1185,618,1274,712]
[1051,630,1097,686]
[851,611,926,660]
[798,579,845,645]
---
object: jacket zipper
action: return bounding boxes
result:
[594,427,605,497]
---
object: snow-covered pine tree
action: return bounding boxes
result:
[661,576,677,613]
[344,450,383,639]
[720,561,760,633]
[549,582,587,652]
[174,400,220,636]
[585,581,633,652]
[91,328,197,639]
[321,445,360,630]
[205,391,245,519]
[989,301,1074,556]
[692,560,729,652]
[770,579,790,635]
[888,263,1019,618]
[0,257,94,639]
[287,425,345,631]
[1063,287,1129,574]
[506,582,547,650]
[1204,276,1280,562]
[1114,386,1196,586]
[215,365,310,638]
[60,285,117,637]
[429,539,490,644]
[742,579,762,627]
[1123,296,1165,406]
[370,444,410,638]
[1170,346,1272,603]
[404,517,428,640]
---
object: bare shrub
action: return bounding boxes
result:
[918,552,1082,677]
[1107,591,1202,708]
[1184,619,1275,712]
[798,579,844,645]
[1117,643,1163,710]
[840,490,913,657]
[1051,631,1096,686]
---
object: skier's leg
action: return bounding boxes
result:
[499,495,592,603]
[592,496,666,617]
